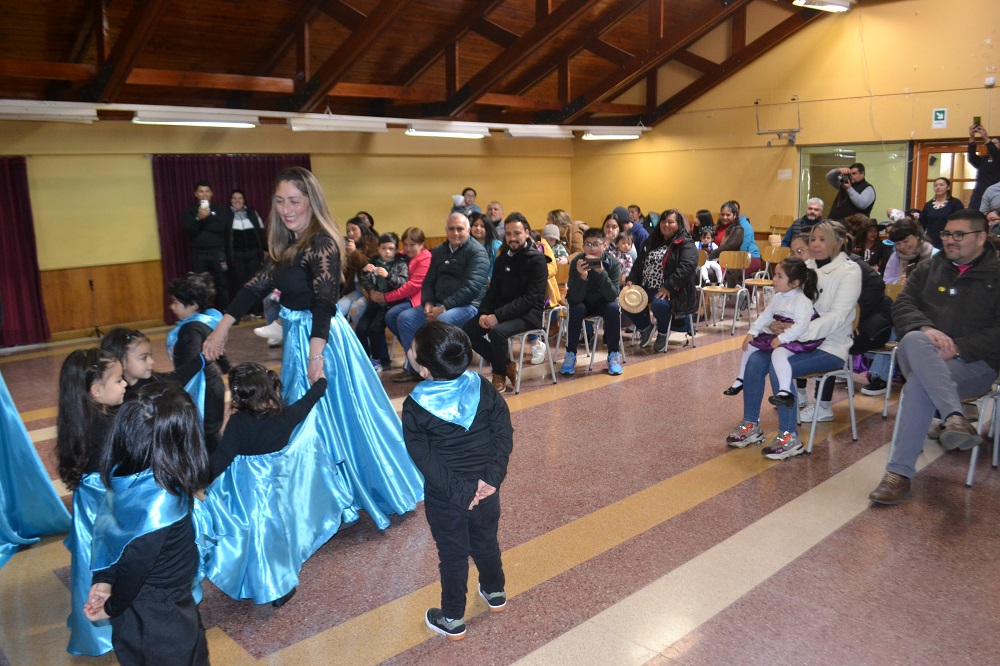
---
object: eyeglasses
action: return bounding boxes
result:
[939,230,984,241]
[583,241,604,248]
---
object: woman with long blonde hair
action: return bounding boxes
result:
[202,168,423,592]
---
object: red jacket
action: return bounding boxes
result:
[385,248,431,307]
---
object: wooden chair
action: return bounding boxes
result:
[697,251,751,335]
[745,245,790,318]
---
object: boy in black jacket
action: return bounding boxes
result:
[402,321,513,640]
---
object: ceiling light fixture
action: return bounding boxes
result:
[132,110,258,129]
[791,0,854,12]
[504,126,574,139]
[288,115,388,132]
[0,101,98,124]
[405,122,490,139]
[580,128,643,141]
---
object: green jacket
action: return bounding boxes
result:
[566,251,621,307]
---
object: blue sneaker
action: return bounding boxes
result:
[607,352,623,376]
[560,352,577,375]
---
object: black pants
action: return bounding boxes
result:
[356,303,392,362]
[424,490,505,619]
[463,317,534,375]
[567,300,621,353]
[190,248,229,311]
[229,249,263,309]
[110,585,208,666]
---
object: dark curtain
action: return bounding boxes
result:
[151,154,311,321]
[0,157,50,346]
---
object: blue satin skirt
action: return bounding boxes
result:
[64,475,113,656]
[202,308,422,604]
[0,368,71,569]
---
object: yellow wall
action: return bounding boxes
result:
[5,0,1000,275]
[572,0,1000,229]
[2,123,571,270]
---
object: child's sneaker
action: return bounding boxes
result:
[425,608,466,640]
[607,352,623,376]
[530,339,547,365]
[762,431,805,460]
[726,421,764,448]
[560,351,577,375]
[371,359,382,373]
[478,585,507,612]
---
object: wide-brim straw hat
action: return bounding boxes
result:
[618,285,648,313]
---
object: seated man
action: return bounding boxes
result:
[561,228,623,376]
[781,197,824,247]
[869,209,1000,505]
[391,213,489,382]
[462,213,548,393]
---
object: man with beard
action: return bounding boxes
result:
[826,163,876,220]
[463,213,548,394]
[781,198,825,247]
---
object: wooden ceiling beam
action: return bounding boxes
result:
[396,0,508,87]
[536,0,551,21]
[649,0,664,41]
[472,19,520,49]
[0,59,95,82]
[585,39,633,68]
[642,7,823,126]
[438,0,603,118]
[84,0,169,102]
[731,5,747,54]
[672,50,718,74]
[128,68,294,94]
[294,0,410,111]
[539,0,755,124]
[258,1,324,77]
[320,0,366,30]
[502,0,645,97]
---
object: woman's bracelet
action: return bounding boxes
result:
[308,354,323,361]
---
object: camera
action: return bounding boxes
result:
[585,257,602,268]
[839,174,851,185]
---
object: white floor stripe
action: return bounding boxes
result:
[515,443,943,666]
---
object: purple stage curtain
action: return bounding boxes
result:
[0,157,50,346]
[151,154,311,321]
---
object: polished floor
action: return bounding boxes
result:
[2,313,999,665]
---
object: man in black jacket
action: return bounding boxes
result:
[463,213,548,393]
[182,181,231,310]
[391,213,489,383]
[869,209,1000,505]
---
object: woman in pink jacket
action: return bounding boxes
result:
[373,227,432,352]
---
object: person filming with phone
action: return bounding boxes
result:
[625,209,699,353]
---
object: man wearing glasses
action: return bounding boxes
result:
[870,209,1000,505]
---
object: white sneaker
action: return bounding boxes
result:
[530,340,547,365]
[796,389,808,408]
[254,321,283,341]
[799,402,834,423]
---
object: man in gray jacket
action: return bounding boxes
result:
[392,213,489,382]
[869,209,1000,505]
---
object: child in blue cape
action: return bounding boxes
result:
[402,321,514,641]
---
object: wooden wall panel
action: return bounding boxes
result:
[40,261,164,339]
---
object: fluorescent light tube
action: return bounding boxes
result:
[580,129,642,141]
[405,126,490,139]
[132,110,257,128]
[504,126,574,139]
[288,116,388,132]
[792,0,853,12]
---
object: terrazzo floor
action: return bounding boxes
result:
[2,312,998,665]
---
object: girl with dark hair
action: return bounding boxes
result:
[205,362,327,607]
[625,209,699,352]
[84,383,211,665]
[725,257,822,407]
[203,167,422,543]
[57,349,127,660]
[470,215,503,281]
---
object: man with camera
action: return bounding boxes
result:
[826,163,876,221]
[462,213,548,394]
[182,180,230,310]
[560,228,623,376]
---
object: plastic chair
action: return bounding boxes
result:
[887,381,1000,487]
